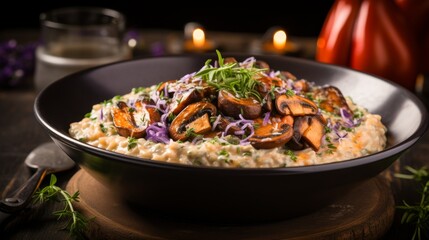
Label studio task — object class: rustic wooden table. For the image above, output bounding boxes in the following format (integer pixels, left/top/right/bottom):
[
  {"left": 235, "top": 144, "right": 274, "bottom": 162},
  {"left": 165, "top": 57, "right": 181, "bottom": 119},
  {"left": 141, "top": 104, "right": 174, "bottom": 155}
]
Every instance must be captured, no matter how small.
[{"left": 0, "top": 29, "right": 427, "bottom": 239}]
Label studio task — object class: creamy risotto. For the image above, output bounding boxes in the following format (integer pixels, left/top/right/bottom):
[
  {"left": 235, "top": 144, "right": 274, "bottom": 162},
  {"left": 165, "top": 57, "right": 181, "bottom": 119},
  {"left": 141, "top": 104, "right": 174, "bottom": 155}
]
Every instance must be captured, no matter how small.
[{"left": 69, "top": 52, "right": 387, "bottom": 168}]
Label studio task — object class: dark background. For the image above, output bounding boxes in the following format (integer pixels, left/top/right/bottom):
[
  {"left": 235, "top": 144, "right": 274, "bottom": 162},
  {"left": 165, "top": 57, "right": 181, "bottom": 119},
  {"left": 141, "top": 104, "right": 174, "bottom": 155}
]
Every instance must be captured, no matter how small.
[{"left": 0, "top": 1, "right": 335, "bottom": 37}]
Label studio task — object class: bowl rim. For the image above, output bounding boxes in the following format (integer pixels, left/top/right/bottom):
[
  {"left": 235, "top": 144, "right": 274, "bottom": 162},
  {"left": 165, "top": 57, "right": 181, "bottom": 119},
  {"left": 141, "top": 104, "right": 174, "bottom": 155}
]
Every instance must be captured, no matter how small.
[{"left": 34, "top": 53, "right": 429, "bottom": 174}]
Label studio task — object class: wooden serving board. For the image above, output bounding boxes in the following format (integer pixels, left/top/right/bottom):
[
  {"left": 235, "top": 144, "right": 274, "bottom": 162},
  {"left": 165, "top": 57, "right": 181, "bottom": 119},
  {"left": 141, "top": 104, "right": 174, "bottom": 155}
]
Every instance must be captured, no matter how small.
[{"left": 66, "top": 170, "right": 395, "bottom": 240}]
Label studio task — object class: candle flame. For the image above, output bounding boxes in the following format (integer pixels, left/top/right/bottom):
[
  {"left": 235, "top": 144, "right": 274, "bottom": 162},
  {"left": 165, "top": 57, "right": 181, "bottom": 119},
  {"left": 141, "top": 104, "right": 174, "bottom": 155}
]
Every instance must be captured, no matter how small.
[
  {"left": 273, "top": 30, "right": 287, "bottom": 50},
  {"left": 192, "top": 28, "right": 205, "bottom": 48}
]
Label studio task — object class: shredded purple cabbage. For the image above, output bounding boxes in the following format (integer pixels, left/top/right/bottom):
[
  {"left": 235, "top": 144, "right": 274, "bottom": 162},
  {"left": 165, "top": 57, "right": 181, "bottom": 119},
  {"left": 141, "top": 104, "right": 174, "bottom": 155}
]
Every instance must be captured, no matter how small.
[
  {"left": 163, "top": 83, "right": 169, "bottom": 97},
  {"left": 220, "top": 114, "right": 255, "bottom": 145},
  {"left": 178, "top": 72, "right": 196, "bottom": 84},
  {"left": 212, "top": 114, "right": 221, "bottom": 131},
  {"left": 335, "top": 132, "right": 348, "bottom": 142},
  {"left": 269, "top": 71, "right": 277, "bottom": 78},
  {"left": 340, "top": 108, "right": 355, "bottom": 127},
  {"left": 239, "top": 57, "right": 256, "bottom": 68},
  {"left": 263, "top": 112, "right": 271, "bottom": 126},
  {"left": 100, "top": 108, "right": 104, "bottom": 121},
  {"left": 145, "top": 123, "right": 170, "bottom": 144}
]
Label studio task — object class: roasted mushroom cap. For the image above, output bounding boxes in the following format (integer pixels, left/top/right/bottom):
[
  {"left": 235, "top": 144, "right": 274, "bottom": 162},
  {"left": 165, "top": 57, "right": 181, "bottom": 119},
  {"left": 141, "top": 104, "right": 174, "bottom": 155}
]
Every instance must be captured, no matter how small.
[
  {"left": 292, "top": 80, "right": 310, "bottom": 92},
  {"left": 288, "top": 116, "right": 311, "bottom": 150},
  {"left": 254, "top": 60, "right": 270, "bottom": 73},
  {"left": 256, "top": 76, "right": 286, "bottom": 94},
  {"left": 275, "top": 94, "right": 318, "bottom": 116},
  {"left": 169, "top": 88, "right": 205, "bottom": 116},
  {"left": 169, "top": 102, "right": 217, "bottom": 141},
  {"left": 301, "top": 115, "right": 326, "bottom": 151},
  {"left": 250, "top": 115, "right": 294, "bottom": 149},
  {"left": 288, "top": 115, "right": 326, "bottom": 151},
  {"left": 224, "top": 57, "right": 238, "bottom": 64},
  {"left": 157, "top": 80, "right": 177, "bottom": 98},
  {"left": 112, "top": 100, "right": 161, "bottom": 138},
  {"left": 217, "top": 90, "right": 262, "bottom": 119},
  {"left": 314, "top": 86, "right": 353, "bottom": 116},
  {"left": 256, "top": 76, "right": 288, "bottom": 112},
  {"left": 279, "top": 71, "right": 297, "bottom": 81}
]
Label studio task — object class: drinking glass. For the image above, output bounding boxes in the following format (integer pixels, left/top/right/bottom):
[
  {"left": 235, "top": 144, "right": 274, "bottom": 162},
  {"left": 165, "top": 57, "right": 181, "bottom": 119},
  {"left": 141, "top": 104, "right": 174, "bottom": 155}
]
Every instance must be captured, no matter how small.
[{"left": 34, "top": 7, "right": 130, "bottom": 92}]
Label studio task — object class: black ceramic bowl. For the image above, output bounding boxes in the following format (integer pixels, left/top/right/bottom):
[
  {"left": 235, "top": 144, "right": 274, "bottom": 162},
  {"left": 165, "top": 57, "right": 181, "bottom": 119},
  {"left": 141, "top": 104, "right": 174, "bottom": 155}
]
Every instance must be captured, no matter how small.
[{"left": 35, "top": 53, "right": 428, "bottom": 222}]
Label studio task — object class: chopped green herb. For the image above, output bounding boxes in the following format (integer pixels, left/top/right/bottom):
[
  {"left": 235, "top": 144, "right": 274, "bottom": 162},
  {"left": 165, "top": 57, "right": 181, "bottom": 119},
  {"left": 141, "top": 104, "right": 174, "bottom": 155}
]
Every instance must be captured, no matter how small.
[
  {"left": 185, "top": 128, "right": 195, "bottom": 138},
  {"left": 224, "top": 135, "right": 240, "bottom": 145},
  {"left": 219, "top": 149, "right": 230, "bottom": 157},
  {"left": 304, "top": 93, "right": 314, "bottom": 101},
  {"left": 327, "top": 143, "right": 337, "bottom": 149},
  {"left": 269, "top": 85, "right": 276, "bottom": 99},
  {"left": 210, "top": 116, "right": 218, "bottom": 124},
  {"left": 353, "top": 109, "right": 364, "bottom": 119},
  {"left": 325, "top": 149, "right": 334, "bottom": 154},
  {"left": 101, "top": 99, "right": 112, "bottom": 106},
  {"left": 340, "top": 126, "right": 353, "bottom": 132},
  {"left": 285, "top": 89, "right": 295, "bottom": 97},
  {"left": 168, "top": 113, "right": 176, "bottom": 122},
  {"left": 127, "top": 137, "right": 138, "bottom": 150},
  {"left": 324, "top": 126, "right": 332, "bottom": 134},
  {"left": 242, "top": 151, "right": 252, "bottom": 157},
  {"left": 132, "top": 87, "right": 146, "bottom": 94},
  {"left": 99, "top": 124, "right": 107, "bottom": 134},
  {"left": 284, "top": 150, "right": 297, "bottom": 161},
  {"left": 185, "top": 128, "right": 202, "bottom": 139},
  {"left": 84, "top": 112, "right": 92, "bottom": 118},
  {"left": 113, "top": 95, "right": 122, "bottom": 101}
]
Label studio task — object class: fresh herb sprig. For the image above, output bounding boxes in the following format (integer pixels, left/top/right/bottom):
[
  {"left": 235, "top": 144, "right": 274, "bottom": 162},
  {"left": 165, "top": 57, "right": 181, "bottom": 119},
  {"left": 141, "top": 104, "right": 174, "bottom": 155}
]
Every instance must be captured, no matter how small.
[
  {"left": 33, "top": 174, "right": 90, "bottom": 239},
  {"left": 395, "top": 166, "right": 429, "bottom": 240},
  {"left": 195, "top": 50, "right": 265, "bottom": 101}
]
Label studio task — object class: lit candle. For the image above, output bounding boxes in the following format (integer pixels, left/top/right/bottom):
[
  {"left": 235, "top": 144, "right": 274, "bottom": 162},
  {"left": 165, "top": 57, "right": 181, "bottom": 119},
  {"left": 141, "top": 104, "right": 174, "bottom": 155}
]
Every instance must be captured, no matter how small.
[
  {"left": 192, "top": 28, "right": 205, "bottom": 49},
  {"left": 259, "top": 27, "right": 300, "bottom": 56},
  {"left": 184, "top": 24, "right": 215, "bottom": 53},
  {"left": 273, "top": 30, "right": 287, "bottom": 51}
]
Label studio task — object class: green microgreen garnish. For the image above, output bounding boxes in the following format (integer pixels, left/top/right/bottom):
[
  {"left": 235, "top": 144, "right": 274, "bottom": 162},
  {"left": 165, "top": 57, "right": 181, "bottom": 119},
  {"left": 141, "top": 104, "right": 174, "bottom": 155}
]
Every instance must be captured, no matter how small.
[
  {"left": 194, "top": 50, "right": 265, "bottom": 101},
  {"left": 33, "top": 174, "right": 90, "bottom": 239}
]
